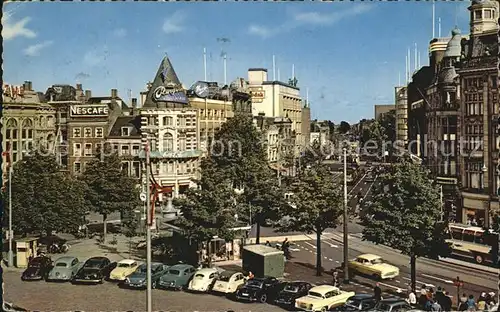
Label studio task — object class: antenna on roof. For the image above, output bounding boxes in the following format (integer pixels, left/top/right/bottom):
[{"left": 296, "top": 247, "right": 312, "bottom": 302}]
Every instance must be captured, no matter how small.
[
  {"left": 414, "top": 43, "right": 418, "bottom": 71},
  {"left": 405, "top": 53, "right": 408, "bottom": 85},
  {"left": 272, "top": 55, "right": 276, "bottom": 81},
  {"left": 418, "top": 50, "right": 421, "bottom": 69},
  {"left": 432, "top": 0, "right": 436, "bottom": 38},
  {"left": 399, "top": 72, "right": 401, "bottom": 86},
  {"left": 438, "top": 17, "right": 442, "bottom": 37},
  {"left": 203, "top": 47, "right": 207, "bottom": 81},
  {"left": 278, "top": 68, "right": 281, "bottom": 82},
  {"left": 292, "top": 64, "right": 295, "bottom": 79}
]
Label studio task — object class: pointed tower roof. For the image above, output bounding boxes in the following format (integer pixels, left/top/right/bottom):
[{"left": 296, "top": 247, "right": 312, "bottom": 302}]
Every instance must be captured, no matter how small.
[
  {"left": 443, "top": 27, "right": 462, "bottom": 58},
  {"left": 143, "top": 56, "right": 188, "bottom": 108}
]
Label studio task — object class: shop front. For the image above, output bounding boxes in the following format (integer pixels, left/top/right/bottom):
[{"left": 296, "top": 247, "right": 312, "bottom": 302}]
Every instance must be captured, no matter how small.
[
  {"left": 201, "top": 224, "right": 251, "bottom": 263},
  {"left": 462, "top": 192, "right": 490, "bottom": 227}
]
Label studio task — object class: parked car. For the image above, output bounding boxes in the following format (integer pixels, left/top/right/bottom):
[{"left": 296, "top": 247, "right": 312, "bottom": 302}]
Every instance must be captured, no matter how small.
[
  {"left": 373, "top": 298, "right": 412, "bottom": 312},
  {"left": 158, "top": 264, "right": 196, "bottom": 290},
  {"left": 273, "top": 281, "right": 313, "bottom": 308},
  {"left": 72, "top": 257, "right": 117, "bottom": 284},
  {"left": 329, "top": 294, "right": 377, "bottom": 311},
  {"left": 122, "top": 262, "right": 169, "bottom": 289},
  {"left": 295, "top": 285, "right": 355, "bottom": 312},
  {"left": 235, "top": 276, "right": 284, "bottom": 303},
  {"left": 187, "top": 268, "right": 220, "bottom": 292},
  {"left": 21, "top": 256, "right": 53, "bottom": 281},
  {"left": 212, "top": 271, "right": 246, "bottom": 295},
  {"left": 3, "top": 302, "right": 28, "bottom": 312},
  {"left": 347, "top": 254, "right": 399, "bottom": 280},
  {"left": 109, "top": 259, "right": 140, "bottom": 282},
  {"left": 47, "top": 256, "right": 81, "bottom": 282}
]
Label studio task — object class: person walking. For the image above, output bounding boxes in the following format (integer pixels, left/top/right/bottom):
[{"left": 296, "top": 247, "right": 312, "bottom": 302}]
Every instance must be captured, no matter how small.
[
  {"left": 430, "top": 299, "right": 442, "bottom": 312},
  {"left": 466, "top": 294, "right": 476, "bottom": 311},
  {"left": 406, "top": 286, "right": 417, "bottom": 307},
  {"left": 476, "top": 293, "right": 487, "bottom": 311},
  {"left": 419, "top": 287, "right": 430, "bottom": 310},
  {"left": 374, "top": 282, "right": 382, "bottom": 302},
  {"left": 442, "top": 291, "right": 452, "bottom": 312},
  {"left": 332, "top": 269, "right": 340, "bottom": 287}
]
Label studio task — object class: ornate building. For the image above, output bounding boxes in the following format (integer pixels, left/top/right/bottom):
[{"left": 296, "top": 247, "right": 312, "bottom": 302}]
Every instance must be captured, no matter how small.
[{"left": 457, "top": 0, "right": 499, "bottom": 227}]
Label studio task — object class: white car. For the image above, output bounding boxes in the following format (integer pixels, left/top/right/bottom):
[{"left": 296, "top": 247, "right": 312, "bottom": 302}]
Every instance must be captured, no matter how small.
[
  {"left": 212, "top": 271, "right": 246, "bottom": 294},
  {"left": 187, "top": 268, "right": 220, "bottom": 292}
]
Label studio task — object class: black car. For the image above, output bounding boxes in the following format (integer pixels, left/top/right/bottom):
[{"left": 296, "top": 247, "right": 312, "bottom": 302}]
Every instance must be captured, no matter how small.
[
  {"left": 329, "top": 294, "right": 377, "bottom": 311},
  {"left": 235, "top": 277, "right": 284, "bottom": 303},
  {"left": 273, "top": 281, "right": 313, "bottom": 308},
  {"left": 21, "top": 256, "right": 53, "bottom": 281},
  {"left": 373, "top": 298, "right": 413, "bottom": 312},
  {"left": 72, "top": 256, "right": 117, "bottom": 284}
]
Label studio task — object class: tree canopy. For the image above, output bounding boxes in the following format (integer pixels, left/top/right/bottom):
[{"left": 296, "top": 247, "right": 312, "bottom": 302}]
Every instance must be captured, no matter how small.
[
  {"left": 362, "top": 160, "right": 450, "bottom": 290},
  {"left": 4, "top": 153, "right": 87, "bottom": 236},
  {"left": 80, "top": 151, "right": 140, "bottom": 241},
  {"left": 338, "top": 121, "right": 351, "bottom": 134}
]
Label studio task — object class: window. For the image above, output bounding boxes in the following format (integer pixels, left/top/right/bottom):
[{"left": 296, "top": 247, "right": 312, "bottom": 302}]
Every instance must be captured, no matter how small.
[
  {"left": 178, "top": 135, "right": 186, "bottom": 151},
  {"left": 74, "top": 143, "right": 82, "bottom": 156},
  {"left": 74, "top": 162, "right": 81, "bottom": 174},
  {"left": 484, "top": 10, "right": 492, "bottom": 18},
  {"left": 84, "top": 143, "right": 92, "bottom": 156},
  {"left": 163, "top": 133, "right": 174, "bottom": 152},
  {"left": 163, "top": 116, "right": 173, "bottom": 126},
  {"left": 132, "top": 161, "right": 140, "bottom": 178},
  {"left": 84, "top": 127, "right": 92, "bottom": 138},
  {"left": 95, "top": 127, "right": 104, "bottom": 138},
  {"left": 95, "top": 143, "right": 103, "bottom": 153},
  {"left": 73, "top": 128, "right": 81, "bottom": 138},
  {"left": 121, "top": 162, "right": 130, "bottom": 174},
  {"left": 132, "top": 145, "right": 140, "bottom": 156},
  {"left": 121, "top": 145, "right": 130, "bottom": 156},
  {"left": 121, "top": 127, "right": 130, "bottom": 136}
]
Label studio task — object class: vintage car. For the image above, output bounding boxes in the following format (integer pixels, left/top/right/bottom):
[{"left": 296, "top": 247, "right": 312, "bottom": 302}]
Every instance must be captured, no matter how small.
[
  {"left": 329, "top": 294, "right": 378, "bottom": 311},
  {"left": 187, "top": 268, "right": 220, "bottom": 292},
  {"left": 109, "top": 259, "right": 140, "bottom": 281},
  {"left": 235, "top": 276, "right": 284, "bottom": 303},
  {"left": 373, "top": 298, "right": 412, "bottom": 312},
  {"left": 72, "top": 257, "right": 117, "bottom": 284},
  {"left": 122, "top": 262, "right": 169, "bottom": 289},
  {"left": 158, "top": 264, "right": 196, "bottom": 290},
  {"left": 21, "top": 256, "right": 53, "bottom": 281},
  {"left": 295, "top": 285, "right": 355, "bottom": 312},
  {"left": 274, "top": 281, "right": 313, "bottom": 308},
  {"left": 212, "top": 271, "right": 246, "bottom": 295},
  {"left": 47, "top": 256, "right": 81, "bottom": 282},
  {"left": 347, "top": 254, "right": 399, "bottom": 280}
]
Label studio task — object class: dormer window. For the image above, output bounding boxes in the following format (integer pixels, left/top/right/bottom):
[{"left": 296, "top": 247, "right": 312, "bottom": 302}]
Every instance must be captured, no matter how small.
[
  {"left": 121, "top": 127, "right": 130, "bottom": 136},
  {"left": 484, "top": 10, "right": 492, "bottom": 18},
  {"left": 475, "top": 10, "right": 482, "bottom": 19}
]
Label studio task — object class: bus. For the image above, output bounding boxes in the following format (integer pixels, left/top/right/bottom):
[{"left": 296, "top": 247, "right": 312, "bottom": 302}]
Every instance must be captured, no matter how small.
[{"left": 445, "top": 223, "right": 497, "bottom": 265}]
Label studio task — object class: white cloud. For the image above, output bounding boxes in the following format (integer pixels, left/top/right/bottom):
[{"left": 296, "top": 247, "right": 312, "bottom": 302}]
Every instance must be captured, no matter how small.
[
  {"left": 248, "top": 4, "right": 372, "bottom": 38},
  {"left": 2, "top": 15, "right": 36, "bottom": 40},
  {"left": 23, "top": 40, "right": 53, "bottom": 56},
  {"left": 112, "top": 28, "right": 127, "bottom": 38},
  {"left": 162, "top": 11, "right": 186, "bottom": 34},
  {"left": 83, "top": 47, "right": 110, "bottom": 67}
]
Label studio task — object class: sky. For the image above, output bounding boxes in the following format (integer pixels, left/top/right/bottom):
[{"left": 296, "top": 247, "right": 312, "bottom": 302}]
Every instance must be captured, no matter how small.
[{"left": 3, "top": 1, "right": 471, "bottom": 124}]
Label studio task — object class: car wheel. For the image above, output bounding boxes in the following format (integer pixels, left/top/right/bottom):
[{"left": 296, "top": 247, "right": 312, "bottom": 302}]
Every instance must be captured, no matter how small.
[
  {"left": 474, "top": 254, "right": 484, "bottom": 264},
  {"left": 321, "top": 307, "right": 327, "bottom": 312},
  {"left": 260, "top": 294, "right": 267, "bottom": 303},
  {"left": 99, "top": 278, "right": 104, "bottom": 284}
]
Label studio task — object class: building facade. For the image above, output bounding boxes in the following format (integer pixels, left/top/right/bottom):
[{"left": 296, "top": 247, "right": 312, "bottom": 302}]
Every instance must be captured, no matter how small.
[
  {"left": 374, "top": 104, "right": 395, "bottom": 121},
  {"left": 457, "top": 0, "right": 499, "bottom": 227},
  {"left": 395, "top": 87, "right": 408, "bottom": 147}
]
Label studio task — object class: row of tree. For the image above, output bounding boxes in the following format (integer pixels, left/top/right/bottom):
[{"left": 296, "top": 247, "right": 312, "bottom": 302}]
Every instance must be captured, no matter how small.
[{"left": 3, "top": 150, "right": 140, "bottom": 242}]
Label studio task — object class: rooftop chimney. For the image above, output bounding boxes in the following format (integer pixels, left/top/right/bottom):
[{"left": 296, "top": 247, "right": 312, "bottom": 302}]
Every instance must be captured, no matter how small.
[
  {"left": 85, "top": 90, "right": 92, "bottom": 101},
  {"left": 131, "top": 98, "right": 138, "bottom": 115},
  {"left": 111, "top": 88, "right": 118, "bottom": 98},
  {"left": 76, "top": 84, "right": 83, "bottom": 90},
  {"left": 23, "top": 81, "right": 32, "bottom": 91}
]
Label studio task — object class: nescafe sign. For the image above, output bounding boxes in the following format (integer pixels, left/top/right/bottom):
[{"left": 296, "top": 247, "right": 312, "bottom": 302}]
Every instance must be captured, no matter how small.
[{"left": 70, "top": 105, "right": 109, "bottom": 117}]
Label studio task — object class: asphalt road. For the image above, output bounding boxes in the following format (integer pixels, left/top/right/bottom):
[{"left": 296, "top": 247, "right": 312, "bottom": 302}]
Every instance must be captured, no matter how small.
[
  {"left": 3, "top": 271, "right": 286, "bottom": 312},
  {"left": 287, "top": 232, "right": 497, "bottom": 303}
]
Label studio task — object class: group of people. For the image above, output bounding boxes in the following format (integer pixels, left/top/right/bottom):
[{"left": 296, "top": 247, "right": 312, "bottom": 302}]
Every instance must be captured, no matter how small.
[{"left": 405, "top": 284, "right": 497, "bottom": 311}]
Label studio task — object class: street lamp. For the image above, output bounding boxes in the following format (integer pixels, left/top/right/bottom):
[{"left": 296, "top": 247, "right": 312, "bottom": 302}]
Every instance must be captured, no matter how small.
[
  {"left": 480, "top": 164, "right": 487, "bottom": 190},
  {"left": 342, "top": 148, "right": 349, "bottom": 284}
]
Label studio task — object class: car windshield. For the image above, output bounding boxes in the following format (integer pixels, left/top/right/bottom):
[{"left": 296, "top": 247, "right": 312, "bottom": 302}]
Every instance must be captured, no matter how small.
[
  {"left": 218, "top": 273, "right": 233, "bottom": 282},
  {"left": 84, "top": 260, "right": 102, "bottom": 268},
  {"left": 168, "top": 269, "right": 181, "bottom": 275},
  {"left": 118, "top": 263, "right": 131, "bottom": 268},
  {"left": 346, "top": 299, "right": 362, "bottom": 308},
  {"left": 375, "top": 302, "right": 392, "bottom": 311},
  {"left": 284, "top": 284, "right": 299, "bottom": 293},
  {"left": 29, "top": 259, "right": 42, "bottom": 267},
  {"left": 308, "top": 291, "right": 324, "bottom": 299},
  {"left": 195, "top": 273, "right": 205, "bottom": 279},
  {"left": 137, "top": 265, "right": 147, "bottom": 273},
  {"left": 371, "top": 258, "right": 383, "bottom": 264},
  {"left": 55, "top": 262, "right": 67, "bottom": 267},
  {"left": 246, "top": 280, "right": 263, "bottom": 288}
]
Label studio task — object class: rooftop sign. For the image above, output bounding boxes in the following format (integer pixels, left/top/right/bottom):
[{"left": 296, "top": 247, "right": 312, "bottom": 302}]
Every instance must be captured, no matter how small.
[{"left": 70, "top": 104, "right": 109, "bottom": 117}]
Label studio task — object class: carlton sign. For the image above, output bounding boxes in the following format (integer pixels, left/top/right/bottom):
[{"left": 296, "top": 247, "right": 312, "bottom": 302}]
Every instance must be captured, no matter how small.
[{"left": 70, "top": 105, "right": 109, "bottom": 117}]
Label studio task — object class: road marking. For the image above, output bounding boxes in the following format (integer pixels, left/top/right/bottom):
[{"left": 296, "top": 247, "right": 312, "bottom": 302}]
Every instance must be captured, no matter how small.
[
  {"left": 379, "top": 282, "right": 403, "bottom": 293},
  {"left": 402, "top": 277, "right": 434, "bottom": 288},
  {"left": 329, "top": 258, "right": 333, "bottom": 261},
  {"left": 335, "top": 260, "right": 340, "bottom": 263},
  {"left": 309, "top": 250, "right": 313, "bottom": 253},
  {"left": 348, "top": 172, "right": 368, "bottom": 195},
  {"left": 324, "top": 256, "right": 328, "bottom": 259},
  {"left": 304, "top": 242, "right": 317, "bottom": 249},
  {"left": 395, "top": 280, "right": 401, "bottom": 283},
  {"left": 421, "top": 274, "right": 454, "bottom": 284}
]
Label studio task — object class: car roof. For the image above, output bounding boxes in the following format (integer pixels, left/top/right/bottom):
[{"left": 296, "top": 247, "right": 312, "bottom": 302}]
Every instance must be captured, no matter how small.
[
  {"left": 194, "top": 268, "right": 218, "bottom": 274},
  {"left": 55, "top": 256, "right": 77, "bottom": 263},
  {"left": 349, "top": 294, "right": 375, "bottom": 299},
  {"left": 220, "top": 270, "right": 239, "bottom": 277},
  {"left": 357, "top": 254, "right": 382, "bottom": 261},
  {"left": 118, "top": 259, "right": 137, "bottom": 265},
  {"left": 310, "top": 285, "right": 339, "bottom": 293},
  {"left": 168, "top": 264, "right": 193, "bottom": 270},
  {"left": 380, "top": 298, "right": 407, "bottom": 304},
  {"left": 287, "top": 281, "right": 311, "bottom": 286},
  {"left": 86, "top": 257, "right": 108, "bottom": 262}
]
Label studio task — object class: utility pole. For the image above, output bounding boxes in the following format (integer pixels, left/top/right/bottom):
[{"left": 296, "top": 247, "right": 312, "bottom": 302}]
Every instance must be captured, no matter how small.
[
  {"left": 8, "top": 148, "right": 13, "bottom": 267},
  {"left": 145, "top": 140, "right": 152, "bottom": 312},
  {"left": 343, "top": 148, "right": 349, "bottom": 283},
  {"left": 440, "top": 184, "right": 443, "bottom": 222}
]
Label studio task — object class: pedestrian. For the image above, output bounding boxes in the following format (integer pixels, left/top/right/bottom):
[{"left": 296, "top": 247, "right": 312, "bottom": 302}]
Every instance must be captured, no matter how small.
[
  {"left": 477, "top": 293, "right": 487, "bottom": 311},
  {"left": 265, "top": 241, "right": 271, "bottom": 247},
  {"left": 419, "top": 287, "right": 430, "bottom": 309},
  {"left": 486, "top": 292, "right": 496, "bottom": 310},
  {"left": 459, "top": 295, "right": 469, "bottom": 311},
  {"left": 332, "top": 270, "right": 339, "bottom": 287},
  {"left": 248, "top": 271, "right": 254, "bottom": 279},
  {"left": 442, "top": 291, "right": 452, "bottom": 312},
  {"left": 374, "top": 282, "right": 382, "bottom": 301},
  {"left": 430, "top": 299, "right": 442, "bottom": 312},
  {"left": 435, "top": 286, "right": 444, "bottom": 304},
  {"left": 406, "top": 286, "right": 417, "bottom": 307},
  {"left": 428, "top": 287, "right": 435, "bottom": 301},
  {"left": 466, "top": 295, "right": 476, "bottom": 311}
]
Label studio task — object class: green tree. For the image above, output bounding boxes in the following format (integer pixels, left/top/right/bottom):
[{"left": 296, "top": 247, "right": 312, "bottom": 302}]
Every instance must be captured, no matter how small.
[
  {"left": 338, "top": 121, "right": 351, "bottom": 134},
  {"left": 80, "top": 151, "right": 140, "bottom": 242},
  {"left": 275, "top": 165, "right": 343, "bottom": 276},
  {"left": 3, "top": 152, "right": 87, "bottom": 236},
  {"left": 362, "top": 160, "right": 451, "bottom": 291},
  {"left": 211, "top": 113, "right": 282, "bottom": 244},
  {"left": 173, "top": 158, "right": 243, "bottom": 265}
]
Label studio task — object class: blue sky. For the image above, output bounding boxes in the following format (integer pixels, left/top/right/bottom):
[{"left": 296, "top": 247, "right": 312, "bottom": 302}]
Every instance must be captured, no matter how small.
[{"left": 3, "top": 1, "right": 470, "bottom": 123}]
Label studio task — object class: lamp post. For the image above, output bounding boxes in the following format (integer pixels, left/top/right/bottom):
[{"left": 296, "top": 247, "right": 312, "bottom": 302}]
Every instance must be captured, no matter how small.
[
  {"left": 343, "top": 147, "right": 349, "bottom": 283},
  {"left": 8, "top": 148, "right": 13, "bottom": 267},
  {"left": 145, "top": 140, "right": 152, "bottom": 312}
]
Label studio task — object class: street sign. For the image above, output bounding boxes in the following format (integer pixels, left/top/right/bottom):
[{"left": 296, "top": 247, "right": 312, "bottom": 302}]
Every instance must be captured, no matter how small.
[{"left": 140, "top": 192, "right": 147, "bottom": 202}]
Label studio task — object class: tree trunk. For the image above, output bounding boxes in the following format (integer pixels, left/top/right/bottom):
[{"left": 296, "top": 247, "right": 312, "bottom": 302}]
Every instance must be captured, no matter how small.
[
  {"left": 207, "top": 240, "right": 212, "bottom": 267},
  {"left": 316, "top": 230, "right": 322, "bottom": 276},
  {"left": 410, "top": 254, "right": 416, "bottom": 293},
  {"left": 102, "top": 213, "right": 108, "bottom": 243},
  {"left": 255, "top": 213, "right": 261, "bottom": 245}
]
